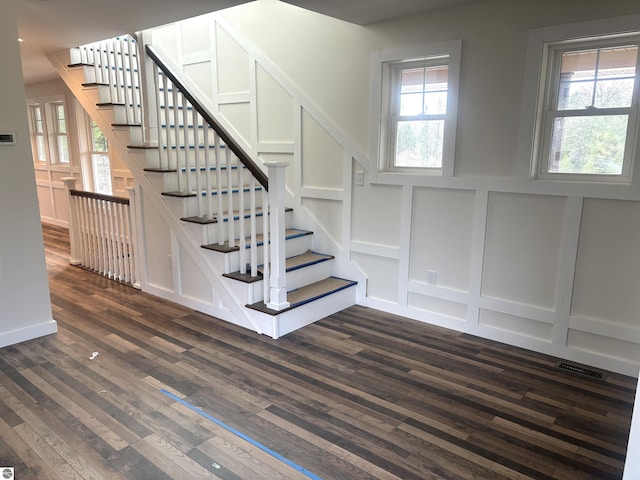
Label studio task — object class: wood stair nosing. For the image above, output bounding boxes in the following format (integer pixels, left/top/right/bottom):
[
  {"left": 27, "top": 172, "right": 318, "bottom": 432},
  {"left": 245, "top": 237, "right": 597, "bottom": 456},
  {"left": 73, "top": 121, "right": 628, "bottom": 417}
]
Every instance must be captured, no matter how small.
[
  {"left": 246, "top": 277, "right": 357, "bottom": 315},
  {"left": 181, "top": 207, "right": 291, "bottom": 225},
  {"left": 161, "top": 186, "right": 263, "bottom": 198},
  {"left": 223, "top": 250, "right": 334, "bottom": 284},
  {"left": 201, "top": 228, "right": 313, "bottom": 253},
  {"left": 128, "top": 144, "right": 159, "bottom": 150}
]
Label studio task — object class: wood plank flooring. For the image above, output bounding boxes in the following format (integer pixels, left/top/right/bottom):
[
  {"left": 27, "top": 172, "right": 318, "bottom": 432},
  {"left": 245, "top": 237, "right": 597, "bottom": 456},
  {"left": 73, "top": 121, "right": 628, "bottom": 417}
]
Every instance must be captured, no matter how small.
[{"left": 0, "top": 223, "right": 635, "bottom": 479}]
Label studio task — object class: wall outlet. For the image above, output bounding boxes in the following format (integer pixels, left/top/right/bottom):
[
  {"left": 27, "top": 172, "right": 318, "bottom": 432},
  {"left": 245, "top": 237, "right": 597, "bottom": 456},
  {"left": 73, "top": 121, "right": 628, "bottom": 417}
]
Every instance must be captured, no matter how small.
[
  {"left": 355, "top": 170, "right": 364, "bottom": 186},
  {"left": 427, "top": 269, "right": 437, "bottom": 285}
]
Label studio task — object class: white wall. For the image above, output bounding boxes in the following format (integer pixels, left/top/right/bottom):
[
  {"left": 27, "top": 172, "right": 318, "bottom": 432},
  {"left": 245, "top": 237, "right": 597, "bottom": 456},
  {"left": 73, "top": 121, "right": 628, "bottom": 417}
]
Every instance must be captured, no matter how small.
[
  {"left": 0, "top": 0, "right": 56, "bottom": 347},
  {"left": 151, "top": 0, "right": 640, "bottom": 376},
  {"left": 222, "top": 0, "right": 640, "bottom": 376}
]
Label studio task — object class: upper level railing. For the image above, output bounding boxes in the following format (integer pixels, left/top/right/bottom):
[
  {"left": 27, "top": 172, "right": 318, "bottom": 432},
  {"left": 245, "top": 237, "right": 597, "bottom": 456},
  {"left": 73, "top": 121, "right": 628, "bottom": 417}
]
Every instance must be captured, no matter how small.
[{"left": 71, "top": 36, "right": 142, "bottom": 127}]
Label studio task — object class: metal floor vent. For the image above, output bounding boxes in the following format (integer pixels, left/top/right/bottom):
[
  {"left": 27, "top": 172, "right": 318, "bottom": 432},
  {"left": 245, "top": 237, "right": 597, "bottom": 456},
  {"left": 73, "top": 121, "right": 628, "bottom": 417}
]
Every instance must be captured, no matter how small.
[{"left": 557, "top": 362, "right": 605, "bottom": 380}]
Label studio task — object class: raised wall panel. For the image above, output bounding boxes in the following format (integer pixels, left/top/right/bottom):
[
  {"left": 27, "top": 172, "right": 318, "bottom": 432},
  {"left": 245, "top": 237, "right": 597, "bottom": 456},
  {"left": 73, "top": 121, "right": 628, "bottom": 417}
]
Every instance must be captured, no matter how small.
[
  {"left": 479, "top": 309, "right": 553, "bottom": 341},
  {"left": 36, "top": 185, "right": 54, "bottom": 220},
  {"left": 408, "top": 292, "right": 467, "bottom": 321},
  {"left": 352, "top": 252, "right": 399, "bottom": 302},
  {"left": 567, "top": 329, "right": 640, "bottom": 364},
  {"left": 52, "top": 187, "right": 69, "bottom": 224},
  {"left": 142, "top": 189, "right": 174, "bottom": 292},
  {"left": 177, "top": 241, "right": 214, "bottom": 304},
  {"left": 256, "top": 65, "right": 294, "bottom": 143},
  {"left": 482, "top": 193, "right": 565, "bottom": 309},
  {"left": 410, "top": 187, "right": 474, "bottom": 291},
  {"left": 151, "top": 25, "right": 179, "bottom": 61},
  {"left": 51, "top": 171, "right": 69, "bottom": 182},
  {"left": 185, "top": 62, "right": 213, "bottom": 102},
  {"left": 301, "top": 197, "right": 342, "bottom": 245},
  {"left": 351, "top": 182, "right": 402, "bottom": 248},
  {"left": 34, "top": 169, "right": 49, "bottom": 181},
  {"left": 180, "top": 16, "right": 211, "bottom": 54},
  {"left": 215, "top": 26, "right": 250, "bottom": 94},
  {"left": 219, "top": 103, "right": 251, "bottom": 146},
  {"left": 571, "top": 198, "right": 640, "bottom": 327},
  {"left": 301, "top": 110, "right": 342, "bottom": 189}
]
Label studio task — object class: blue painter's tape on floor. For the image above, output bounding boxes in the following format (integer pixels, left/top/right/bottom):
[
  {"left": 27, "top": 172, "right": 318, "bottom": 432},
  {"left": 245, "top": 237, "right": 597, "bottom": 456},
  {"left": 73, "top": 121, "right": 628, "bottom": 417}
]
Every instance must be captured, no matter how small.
[{"left": 160, "top": 389, "right": 323, "bottom": 480}]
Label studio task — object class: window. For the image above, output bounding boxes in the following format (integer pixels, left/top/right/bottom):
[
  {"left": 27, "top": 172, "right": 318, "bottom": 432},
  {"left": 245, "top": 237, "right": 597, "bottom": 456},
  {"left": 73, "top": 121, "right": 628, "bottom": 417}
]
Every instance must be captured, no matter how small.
[
  {"left": 371, "top": 40, "right": 461, "bottom": 179},
  {"left": 52, "top": 102, "right": 70, "bottom": 163},
  {"left": 28, "top": 99, "right": 72, "bottom": 165},
  {"left": 392, "top": 62, "right": 449, "bottom": 168},
  {"left": 520, "top": 15, "right": 640, "bottom": 183},
  {"left": 30, "top": 104, "right": 46, "bottom": 162},
  {"left": 90, "top": 120, "right": 112, "bottom": 195}
]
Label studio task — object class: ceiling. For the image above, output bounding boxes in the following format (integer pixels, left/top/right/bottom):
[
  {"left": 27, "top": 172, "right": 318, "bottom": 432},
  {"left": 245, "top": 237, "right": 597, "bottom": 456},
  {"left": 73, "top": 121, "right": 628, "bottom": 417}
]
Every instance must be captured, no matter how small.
[{"left": 17, "top": 0, "right": 483, "bottom": 85}]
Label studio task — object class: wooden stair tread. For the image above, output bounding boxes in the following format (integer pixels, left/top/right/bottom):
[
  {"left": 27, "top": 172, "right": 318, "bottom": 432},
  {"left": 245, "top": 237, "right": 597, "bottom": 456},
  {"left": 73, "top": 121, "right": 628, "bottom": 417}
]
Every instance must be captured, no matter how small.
[
  {"left": 162, "top": 186, "right": 263, "bottom": 198},
  {"left": 201, "top": 228, "right": 312, "bottom": 253},
  {"left": 128, "top": 144, "right": 159, "bottom": 150},
  {"left": 181, "top": 207, "right": 291, "bottom": 225},
  {"left": 223, "top": 251, "right": 333, "bottom": 283},
  {"left": 246, "top": 277, "right": 357, "bottom": 315}
]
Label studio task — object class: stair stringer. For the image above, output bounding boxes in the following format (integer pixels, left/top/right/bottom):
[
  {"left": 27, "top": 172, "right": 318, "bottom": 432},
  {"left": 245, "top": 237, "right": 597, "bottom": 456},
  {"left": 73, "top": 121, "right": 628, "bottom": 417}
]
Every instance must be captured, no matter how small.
[{"left": 48, "top": 48, "right": 274, "bottom": 337}]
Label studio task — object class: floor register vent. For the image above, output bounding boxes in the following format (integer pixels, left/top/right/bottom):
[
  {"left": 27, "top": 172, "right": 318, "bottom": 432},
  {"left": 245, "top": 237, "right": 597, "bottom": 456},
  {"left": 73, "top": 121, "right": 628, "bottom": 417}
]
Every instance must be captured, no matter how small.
[{"left": 557, "top": 362, "right": 605, "bottom": 380}]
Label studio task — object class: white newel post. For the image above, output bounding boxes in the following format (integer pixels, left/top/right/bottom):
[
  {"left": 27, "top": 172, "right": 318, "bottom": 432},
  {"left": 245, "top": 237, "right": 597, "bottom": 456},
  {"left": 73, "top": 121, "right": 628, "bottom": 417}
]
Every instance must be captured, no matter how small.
[
  {"left": 126, "top": 186, "right": 142, "bottom": 289},
  {"left": 135, "top": 30, "right": 158, "bottom": 145},
  {"left": 265, "top": 162, "right": 290, "bottom": 310},
  {"left": 62, "top": 177, "right": 82, "bottom": 265}
]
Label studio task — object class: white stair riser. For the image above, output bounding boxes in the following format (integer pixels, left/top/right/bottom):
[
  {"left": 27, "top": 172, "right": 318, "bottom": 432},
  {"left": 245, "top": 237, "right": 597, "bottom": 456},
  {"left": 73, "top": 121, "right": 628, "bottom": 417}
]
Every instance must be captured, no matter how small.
[
  {"left": 112, "top": 125, "right": 143, "bottom": 145},
  {"left": 226, "top": 234, "right": 312, "bottom": 273},
  {"left": 222, "top": 259, "right": 333, "bottom": 305},
  {"left": 182, "top": 209, "right": 293, "bottom": 247},
  {"left": 96, "top": 84, "right": 140, "bottom": 106},
  {"left": 182, "top": 216, "right": 266, "bottom": 246},
  {"left": 247, "top": 284, "right": 357, "bottom": 339},
  {"left": 175, "top": 190, "right": 265, "bottom": 219},
  {"left": 69, "top": 47, "right": 82, "bottom": 65},
  {"left": 158, "top": 167, "right": 249, "bottom": 192},
  {"left": 159, "top": 127, "right": 217, "bottom": 146}
]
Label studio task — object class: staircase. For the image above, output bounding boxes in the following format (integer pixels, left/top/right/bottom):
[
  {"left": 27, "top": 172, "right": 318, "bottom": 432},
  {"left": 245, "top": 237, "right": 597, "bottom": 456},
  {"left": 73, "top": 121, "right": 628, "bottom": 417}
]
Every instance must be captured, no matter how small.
[{"left": 50, "top": 34, "right": 357, "bottom": 338}]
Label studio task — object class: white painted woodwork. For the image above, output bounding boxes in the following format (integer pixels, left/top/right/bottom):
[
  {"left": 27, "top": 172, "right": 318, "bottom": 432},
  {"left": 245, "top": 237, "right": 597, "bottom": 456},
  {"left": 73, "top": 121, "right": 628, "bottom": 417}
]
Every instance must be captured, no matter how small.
[{"left": 49, "top": 0, "right": 640, "bottom": 375}]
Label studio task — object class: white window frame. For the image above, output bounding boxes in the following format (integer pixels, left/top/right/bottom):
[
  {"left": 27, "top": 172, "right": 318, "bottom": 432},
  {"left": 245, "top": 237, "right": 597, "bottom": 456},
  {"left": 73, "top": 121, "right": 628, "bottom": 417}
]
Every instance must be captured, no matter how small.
[
  {"left": 27, "top": 97, "right": 73, "bottom": 166},
  {"left": 369, "top": 40, "right": 462, "bottom": 183},
  {"left": 86, "top": 115, "right": 113, "bottom": 195},
  {"left": 517, "top": 14, "right": 640, "bottom": 186},
  {"left": 51, "top": 101, "right": 70, "bottom": 164},
  {"left": 29, "top": 103, "right": 48, "bottom": 163}
]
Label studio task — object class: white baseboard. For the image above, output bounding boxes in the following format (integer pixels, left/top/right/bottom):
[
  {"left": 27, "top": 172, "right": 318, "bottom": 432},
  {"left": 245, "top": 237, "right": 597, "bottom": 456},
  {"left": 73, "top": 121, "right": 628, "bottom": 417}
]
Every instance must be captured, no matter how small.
[{"left": 0, "top": 319, "right": 58, "bottom": 348}]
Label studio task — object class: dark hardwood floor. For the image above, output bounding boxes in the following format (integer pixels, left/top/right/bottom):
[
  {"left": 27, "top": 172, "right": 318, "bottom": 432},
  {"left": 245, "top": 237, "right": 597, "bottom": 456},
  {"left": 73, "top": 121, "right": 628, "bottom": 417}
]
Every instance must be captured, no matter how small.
[{"left": 0, "top": 223, "right": 635, "bottom": 479}]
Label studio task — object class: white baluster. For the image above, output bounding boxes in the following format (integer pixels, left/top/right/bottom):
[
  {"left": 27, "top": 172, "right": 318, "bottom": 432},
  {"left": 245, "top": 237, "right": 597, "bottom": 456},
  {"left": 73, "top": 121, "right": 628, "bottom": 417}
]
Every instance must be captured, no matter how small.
[
  {"left": 238, "top": 155, "right": 246, "bottom": 274},
  {"left": 250, "top": 175, "right": 257, "bottom": 277},
  {"left": 215, "top": 133, "right": 224, "bottom": 245},
  {"left": 203, "top": 126, "right": 214, "bottom": 220},
  {"left": 226, "top": 148, "right": 235, "bottom": 248},
  {"left": 193, "top": 112, "right": 203, "bottom": 217}
]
